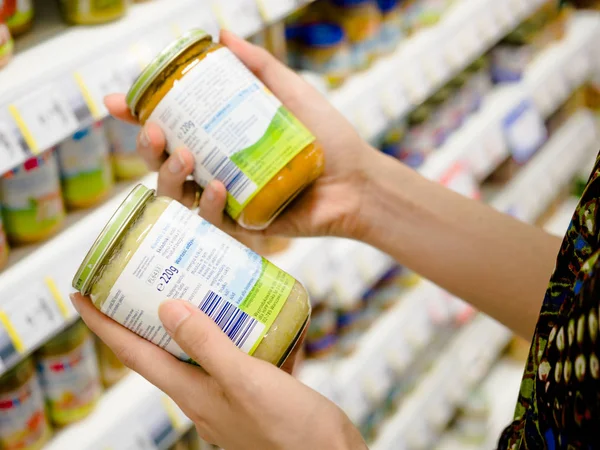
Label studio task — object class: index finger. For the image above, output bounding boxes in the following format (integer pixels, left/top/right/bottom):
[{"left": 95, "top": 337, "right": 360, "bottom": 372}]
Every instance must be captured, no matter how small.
[{"left": 104, "top": 93, "right": 138, "bottom": 124}]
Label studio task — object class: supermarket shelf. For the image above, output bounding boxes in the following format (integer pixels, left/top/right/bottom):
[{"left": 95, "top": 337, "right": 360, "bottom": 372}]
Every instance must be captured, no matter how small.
[
  {"left": 421, "top": 12, "right": 600, "bottom": 185},
  {"left": 490, "top": 110, "right": 599, "bottom": 223},
  {"left": 0, "top": 0, "right": 311, "bottom": 176},
  {"left": 329, "top": 0, "right": 546, "bottom": 142}
]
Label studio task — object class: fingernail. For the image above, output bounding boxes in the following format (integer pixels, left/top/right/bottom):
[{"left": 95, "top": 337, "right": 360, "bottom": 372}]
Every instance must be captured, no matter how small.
[
  {"left": 69, "top": 293, "right": 81, "bottom": 313},
  {"left": 204, "top": 183, "right": 216, "bottom": 203},
  {"left": 139, "top": 128, "right": 151, "bottom": 149},
  {"left": 168, "top": 150, "right": 185, "bottom": 174},
  {"left": 159, "top": 301, "right": 191, "bottom": 334}
]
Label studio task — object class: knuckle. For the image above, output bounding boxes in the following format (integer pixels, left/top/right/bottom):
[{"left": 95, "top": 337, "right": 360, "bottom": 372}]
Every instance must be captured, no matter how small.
[{"left": 113, "top": 344, "right": 138, "bottom": 371}]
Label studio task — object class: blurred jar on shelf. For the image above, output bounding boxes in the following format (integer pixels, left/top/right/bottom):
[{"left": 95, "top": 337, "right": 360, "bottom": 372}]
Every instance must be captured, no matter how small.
[
  {"left": 398, "top": 104, "right": 436, "bottom": 168},
  {"left": 36, "top": 320, "right": 103, "bottom": 427},
  {"left": 376, "top": 0, "right": 404, "bottom": 55},
  {"left": 447, "top": 73, "right": 471, "bottom": 130},
  {"left": 58, "top": 0, "right": 127, "bottom": 25},
  {"left": 305, "top": 300, "right": 338, "bottom": 358},
  {"left": 326, "top": 0, "right": 381, "bottom": 70},
  {"left": 0, "top": 207, "right": 8, "bottom": 270},
  {"left": 0, "top": 358, "right": 52, "bottom": 450},
  {"left": 465, "top": 56, "right": 492, "bottom": 112},
  {"left": 105, "top": 117, "right": 148, "bottom": 181},
  {"left": 6, "top": 0, "right": 33, "bottom": 36},
  {"left": 378, "top": 120, "right": 406, "bottom": 158},
  {"left": 95, "top": 337, "right": 128, "bottom": 388},
  {"left": 0, "top": 20, "right": 13, "bottom": 69},
  {"left": 0, "top": 151, "right": 65, "bottom": 245},
  {"left": 425, "top": 86, "right": 452, "bottom": 147},
  {"left": 296, "top": 22, "right": 352, "bottom": 88},
  {"left": 57, "top": 122, "right": 114, "bottom": 209}
]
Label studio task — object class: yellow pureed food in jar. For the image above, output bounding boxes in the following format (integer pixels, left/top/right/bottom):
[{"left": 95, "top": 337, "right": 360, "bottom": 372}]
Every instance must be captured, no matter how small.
[
  {"left": 36, "top": 320, "right": 102, "bottom": 427},
  {"left": 0, "top": 358, "right": 52, "bottom": 450},
  {"left": 73, "top": 185, "right": 310, "bottom": 367},
  {"left": 126, "top": 29, "right": 324, "bottom": 230},
  {"left": 59, "top": 0, "right": 127, "bottom": 25}
]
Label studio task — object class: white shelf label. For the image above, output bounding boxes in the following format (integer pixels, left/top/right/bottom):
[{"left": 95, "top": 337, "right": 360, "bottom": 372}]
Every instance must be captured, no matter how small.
[
  {"left": 0, "top": 121, "right": 24, "bottom": 174},
  {"left": 356, "top": 94, "right": 388, "bottom": 139},
  {"left": 255, "top": 0, "right": 296, "bottom": 22},
  {"left": 8, "top": 86, "right": 79, "bottom": 154},
  {"left": 380, "top": 78, "right": 409, "bottom": 119},
  {"left": 401, "top": 62, "right": 429, "bottom": 105},
  {"left": 212, "top": 0, "right": 263, "bottom": 37},
  {"left": 502, "top": 101, "right": 547, "bottom": 164}
]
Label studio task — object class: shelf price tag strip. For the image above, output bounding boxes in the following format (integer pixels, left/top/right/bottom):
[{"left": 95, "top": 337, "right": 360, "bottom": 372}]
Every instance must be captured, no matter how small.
[{"left": 44, "top": 277, "right": 71, "bottom": 320}]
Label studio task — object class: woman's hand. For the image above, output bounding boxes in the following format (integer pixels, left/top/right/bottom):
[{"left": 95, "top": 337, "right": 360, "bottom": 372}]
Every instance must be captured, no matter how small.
[
  {"left": 105, "top": 30, "right": 377, "bottom": 241},
  {"left": 71, "top": 294, "right": 366, "bottom": 450}
]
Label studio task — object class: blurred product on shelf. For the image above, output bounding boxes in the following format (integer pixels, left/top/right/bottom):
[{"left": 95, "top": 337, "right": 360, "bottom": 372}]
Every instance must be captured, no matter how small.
[
  {"left": 105, "top": 117, "right": 148, "bottom": 181},
  {"left": 0, "top": 207, "right": 7, "bottom": 270},
  {"left": 451, "top": 388, "right": 491, "bottom": 445},
  {"left": 36, "top": 320, "right": 102, "bottom": 427},
  {"left": 305, "top": 301, "right": 338, "bottom": 357},
  {"left": 325, "top": 0, "right": 381, "bottom": 70},
  {"left": 73, "top": 185, "right": 310, "bottom": 367},
  {"left": 0, "top": 152, "right": 65, "bottom": 245},
  {"left": 377, "top": 0, "right": 404, "bottom": 55},
  {"left": 263, "top": 22, "right": 288, "bottom": 62},
  {"left": 57, "top": 122, "right": 114, "bottom": 209},
  {"left": 58, "top": 0, "right": 128, "bottom": 25},
  {"left": 491, "top": 1, "right": 569, "bottom": 83},
  {"left": 426, "top": 86, "right": 453, "bottom": 146},
  {"left": 95, "top": 337, "right": 128, "bottom": 388},
  {"left": 399, "top": 104, "right": 434, "bottom": 167},
  {"left": 0, "top": 358, "right": 52, "bottom": 450},
  {"left": 465, "top": 56, "right": 492, "bottom": 111},
  {"left": 0, "top": 20, "right": 12, "bottom": 68},
  {"left": 6, "top": 0, "right": 32, "bottom": 36},
  {"left": 378, "top": 120, "right": 406, "bottom": 157},
  {"left": 545, "top": 85, "right": 587, "bottom": 135},
  {"left": 126, "top": 30, "right": 324, "bottom": 231},
  {"left": 296, "top": 22, "right": 352, "bottom": 88}
]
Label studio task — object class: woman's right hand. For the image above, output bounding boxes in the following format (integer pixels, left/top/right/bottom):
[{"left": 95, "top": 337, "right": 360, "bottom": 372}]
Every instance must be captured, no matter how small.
[{"left": 105, "top": 29, "right": 379, "bottom": 242}]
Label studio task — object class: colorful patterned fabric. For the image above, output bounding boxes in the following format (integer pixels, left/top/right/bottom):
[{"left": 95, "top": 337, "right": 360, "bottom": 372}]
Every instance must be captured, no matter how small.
[{"left": 498, "top": 153, "right": 600, "bottom": 449}]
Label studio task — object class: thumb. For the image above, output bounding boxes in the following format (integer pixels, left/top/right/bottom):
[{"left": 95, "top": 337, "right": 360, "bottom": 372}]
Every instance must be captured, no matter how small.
[{"left": 159, "top": 300, "right": 243, "bottom": 383}]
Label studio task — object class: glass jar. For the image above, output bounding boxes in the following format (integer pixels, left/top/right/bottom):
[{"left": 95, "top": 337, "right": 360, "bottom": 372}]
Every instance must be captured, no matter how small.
[
  {"left": 126, "top": 30, "right": 324, "bottom": 231},
  {"left": 59, "top": 0, "right": 127, "bottom": 25},
  {"left": 6, "top": 0, "right": 32, "bottom": 37},
  {"left": 377, "top": 0, "right": 403, "bottom": 55},
  {"left": 297, "top": 23, "right": 352, "bottom": 88},
  {"left": 105, "top": 117, "right": 148, "bottom": 180},
  {"left": 95, "top": 337, "right": 128, "bottom": 388},
  {"left": 0, "top": 358, "right": 52, "bottom": 450},
  {"left": 57, "top": 122, "right": 114, "bottom": 209},
  {"left": 0, "top": 21, "right": 13, "bottom": 69},
  {"left": 73, "top": 184, "right": 311, "bottom": 367},
  {"left": 0, "top": 152, "right": 65, "bottom": 245},
  {"left": 36, "top": 320, "right": 102, "bottom": 427},
  {"left": 0, "top": 207, "right": 8, "bottom": 270},
  {"left": 327, "top": 0, "right": 381, "bottom": 70}
]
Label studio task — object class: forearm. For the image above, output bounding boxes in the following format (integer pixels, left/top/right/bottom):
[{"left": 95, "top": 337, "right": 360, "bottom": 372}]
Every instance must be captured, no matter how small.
[{"left": 357, "top": 151, "right": 562, "bottom": 339}]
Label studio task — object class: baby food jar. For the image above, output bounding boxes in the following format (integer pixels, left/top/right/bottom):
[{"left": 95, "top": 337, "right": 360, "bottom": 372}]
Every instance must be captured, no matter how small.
[
  {"left": 126, "top": 30, "right": 324, "bottom": 231},
  {"left": 0, "top": 21, "right": 13, "bottom": 69},
  {"left": 6, "top": 0, "right": 32, "bottom": 37},
  {"left": 57, "top": 123, "right": 114, "bottom": 209},
  {"left": 297, "top": 23, "right": 352, "bottom": 88},
  {"left": 59, "top": 0, "right": 127, "bottom": 25},
  {"left": 0, "top": 152, "right": 65, "bottom": 245},
  {"left": 0, "top": 358, "right": 52, "bottom": 450},
  {"left": 0, "top": 208, "right": 8, "bottom": 270},
  {"left": 377, "top": 0, "right": 403, "bottom": 55},
  {"left": 95, "top": 337, "right": 128, "bottom": 388},
  {"left": 36, "top": 320, "right": 102, "bottom": 427},
  {"left": 73, "top": 184, "right": 311, "bottom": 367},
  {"left": 327, "top": 0, "right": 381, "bottom": 70},
  {"left": 105, "top": 117, "right": 147, "bottom": 180}
]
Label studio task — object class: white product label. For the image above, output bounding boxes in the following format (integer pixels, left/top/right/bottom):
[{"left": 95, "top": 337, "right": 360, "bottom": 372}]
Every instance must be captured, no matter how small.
[
  {"left": 0, "top": 155, "right": 62, "bottom": 213},
  {"left": 37, "top": 337, "right": 101, "bottom": 408},
  {"left": 0, "top": 374, "right": 49, "bottom": 449},
  {"left": 149, "top": 47, "right": 285, "bottom": 205},
  {"left": 103, "top": 201, "right": 267, "bottom": 360},
  {"left": 57, "top": 125, "right": 110, "bottom": 177}
]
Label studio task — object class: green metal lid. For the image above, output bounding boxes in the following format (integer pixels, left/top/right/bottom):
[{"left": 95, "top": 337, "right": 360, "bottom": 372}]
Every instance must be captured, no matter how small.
[
  {"left": 126, "top": 29, "right": 212, "bottom": 116},
  {"left": 72, "top": 184, "right": 155, "bottom": 295}
]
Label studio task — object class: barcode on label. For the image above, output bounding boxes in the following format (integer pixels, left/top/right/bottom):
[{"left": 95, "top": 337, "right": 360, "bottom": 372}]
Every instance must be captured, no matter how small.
[
  {"left": 202, "top": 151, "right": 256, "bottom": 203},
  {"left": 198, "top": 291, "right": 264, "bottom": 353}
]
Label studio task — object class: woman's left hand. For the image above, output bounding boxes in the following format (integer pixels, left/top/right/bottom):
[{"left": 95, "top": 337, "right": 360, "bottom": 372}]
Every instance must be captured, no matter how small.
[{"left": 71, "top": 294, "right": 366, "bottom": 450}]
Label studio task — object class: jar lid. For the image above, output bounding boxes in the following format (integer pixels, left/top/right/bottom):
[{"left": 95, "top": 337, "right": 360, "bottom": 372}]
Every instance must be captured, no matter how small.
[
  {"left": 377, "top": 0, "right": 399, "bottom": 13},
  {"left": 126, "top": 29, "right": 212, "bottom": 116},
  {"left": 300, "top": 23, "right": 345, "bottom": 47},
  {"left": 72, "top": 184, "right": 155, "bottom": 295}
]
